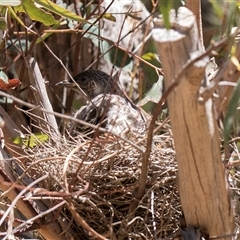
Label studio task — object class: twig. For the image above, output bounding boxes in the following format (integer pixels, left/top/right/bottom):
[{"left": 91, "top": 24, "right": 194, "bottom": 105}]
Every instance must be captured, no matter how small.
[
  {"left": 3, "top": 200, "right": 67, "bottom": 239},
  {"left": 25, "top": 57, "right": 60, "bottom": 137},
  {"left": 63, "top": 142, "right": 89, "bottom": 193},
  {"left": 0, "top": 174, "right": 49, "bottom": 227},
  {"left": 66, "top": 200, "right": 108, "bottom": 240}
]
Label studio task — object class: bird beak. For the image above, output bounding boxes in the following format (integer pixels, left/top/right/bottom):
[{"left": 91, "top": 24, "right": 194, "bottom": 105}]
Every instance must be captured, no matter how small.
[
  {"left": 56, "top": 80, "right": 87, "bottom": 96},
  {"left": 55, "top": 80, "right": 76, "bottom": 88}
]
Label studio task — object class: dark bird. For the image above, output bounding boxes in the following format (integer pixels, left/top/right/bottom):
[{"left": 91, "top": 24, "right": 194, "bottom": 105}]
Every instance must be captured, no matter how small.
[{"left": 56, "top": 69, "right": 146, "bottom": 137}]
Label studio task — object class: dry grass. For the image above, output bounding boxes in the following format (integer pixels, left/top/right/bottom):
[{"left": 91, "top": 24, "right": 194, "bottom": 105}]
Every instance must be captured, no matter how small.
[
  {"left": 17, "top": 122, "right": 181, "bottom": 239},
  {"left": 2, "top": 110, "right": 240, "bottom": 239},
  {"left": 2, "top": 105, "right": 240, "bottom": 239}
]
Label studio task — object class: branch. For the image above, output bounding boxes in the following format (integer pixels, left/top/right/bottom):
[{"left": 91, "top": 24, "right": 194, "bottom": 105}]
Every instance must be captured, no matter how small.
[{"left": 25, "top": 57, "right": 60, "bottom": 137}]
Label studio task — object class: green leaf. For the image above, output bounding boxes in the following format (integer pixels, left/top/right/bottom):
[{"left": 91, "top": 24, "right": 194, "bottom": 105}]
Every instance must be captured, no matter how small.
[
  {"left": 12, "top": 133, "right": 49, "bottom": 148},
  {"left": 141, "top": 52, "right": 158, "bottom": 61},
  {"left": 103, "top": 13, "right": 116, "bottom": 22},
  {"left": 0, "top": 17, "right": 6, "bottom": 29},
  {"left": 35, "top": 0, "right": 85, "bottom": 22},
  {"left": 231, "top": 55, "right": 240, "bottom": 71},
  {"left": 8, "top": 6, "right": 30, "bottom": 30},
  {"left": 0, "top": 0, "right": 21, "bottom": 6},
  {"left": 14, "top": 0, "right": 58, "bottom": 26},
  {"left": 159, "top": 0, "right": 173, "bottom": 29},
  {"left": 208, "top": 0, "right": 224, "bottom": 18},
  {"left": 224, "top": 79, "right": 240, "bottom": 145},
  {"left": 138, "top": 75, "right": 164, "bottom": 106},
  {"left": 0, "top": 71, "right": 8, "bottom": 83}
]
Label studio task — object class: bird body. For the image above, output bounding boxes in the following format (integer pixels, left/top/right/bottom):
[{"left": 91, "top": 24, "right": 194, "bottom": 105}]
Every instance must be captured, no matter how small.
[
  {"left": 57, "top": 69, "right": 147, "bottom": 137},
  {"left": 73, "top": 93, "right": 146, "bottom": 136}
]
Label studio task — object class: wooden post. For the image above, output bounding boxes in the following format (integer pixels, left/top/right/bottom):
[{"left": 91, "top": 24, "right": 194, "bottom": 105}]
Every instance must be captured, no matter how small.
[{"left": 152, "top": 7, "right": 234, "bottom": 238}]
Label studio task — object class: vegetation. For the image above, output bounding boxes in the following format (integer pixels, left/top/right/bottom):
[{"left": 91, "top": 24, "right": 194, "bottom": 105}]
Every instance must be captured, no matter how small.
[{"left": 0, "top": 0, "right": 239, "bottom": 239}]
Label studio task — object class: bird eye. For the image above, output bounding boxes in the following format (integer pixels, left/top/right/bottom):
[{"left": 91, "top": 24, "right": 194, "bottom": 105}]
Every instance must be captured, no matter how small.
[{"left": 81, "top": 76, "right": 87, "bottom": 81}]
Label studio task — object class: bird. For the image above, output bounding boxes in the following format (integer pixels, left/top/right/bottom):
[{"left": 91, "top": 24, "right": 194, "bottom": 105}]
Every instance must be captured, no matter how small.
[
  {"left": 56, "top": 69, "right": 128, "bottom": 102},
  {"left": 56, "top": 69, "right": 146, "bottom": 137}
]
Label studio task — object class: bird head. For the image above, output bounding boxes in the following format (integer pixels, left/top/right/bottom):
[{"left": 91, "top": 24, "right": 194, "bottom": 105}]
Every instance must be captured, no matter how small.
[{"left": 56, "top": 69, "right": 122, "bottom": 100}]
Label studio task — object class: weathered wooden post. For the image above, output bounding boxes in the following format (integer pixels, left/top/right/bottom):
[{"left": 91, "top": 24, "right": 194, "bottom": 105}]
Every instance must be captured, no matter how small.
[{"left": 152, "top": 7, "right": 234, "bottom": 238}]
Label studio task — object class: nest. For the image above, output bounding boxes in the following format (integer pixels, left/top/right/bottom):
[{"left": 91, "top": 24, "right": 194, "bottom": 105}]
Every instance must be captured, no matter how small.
[{"left": 12, "top": 122, "right": 181, "bottom": 239}]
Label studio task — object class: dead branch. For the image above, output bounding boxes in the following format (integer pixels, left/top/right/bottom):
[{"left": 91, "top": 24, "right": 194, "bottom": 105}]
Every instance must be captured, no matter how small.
[{"left": 25, "top": 57, "right": 59, "bottom": 138}]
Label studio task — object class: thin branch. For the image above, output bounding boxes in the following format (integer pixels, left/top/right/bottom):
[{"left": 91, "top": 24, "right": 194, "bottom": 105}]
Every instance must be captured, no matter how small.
[
  {"left": 0, "top": 174, "right": 49, "bottom": 227},
  {"left": 66, "top": 200, "right": 108, "bottom": 240}
]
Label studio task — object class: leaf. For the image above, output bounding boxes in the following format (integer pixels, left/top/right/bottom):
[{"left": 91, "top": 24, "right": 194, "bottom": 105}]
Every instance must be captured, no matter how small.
[
  {"left": 5, "top": 79, "right": 21, "bottom": 89},
  {"left": 208, "top": 0, "right": 224, "bottom": 18},
  {"left": 0, "top": 0, "right": 21, "bottom": 6},
  {"left": 231, "top": 55, "right": 240, "bottom": 71},
  {"left": 103, "top": 13, "right": 116, "bottom": 22},
  {"left": 159, "top": 0, "right": 173, "bottom": 29},
  {"left": 225, "top": 2, "right": 238, "bottom": 37},
  {"left": 8, "top": 6, "right": 34, "bottom": 30},
  {"left": 138, "top": 75, "right": 164, "bottom": 106},
  {"left": 0, "top": 17, "right": 6, "bottom": 30},
  {"left": 35, "top": 0, "right": 85, "bottom": 22},
  {"left": 12, "top": 133, "right": 49, "bottom": 148},
  {"left": 224, "top": 79, "right": 240, "bottom": 146},
  {"left": 0, "top": 77, "right": 21, "bottom": 90},
  {"left": 126, "top": 12, "right": 141, "bottom": 21},
  {"left": 14, "top": 0, "right": 58, "bottom": 26},
  {"left": 230, "top": 45, "right": 240, "bottom": 70},
  {"left": 141, "top": 52, "right": 159, "bottom": 61}
]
